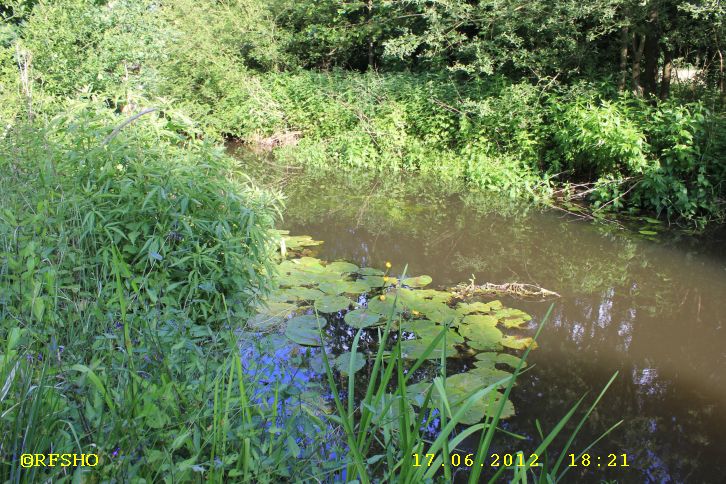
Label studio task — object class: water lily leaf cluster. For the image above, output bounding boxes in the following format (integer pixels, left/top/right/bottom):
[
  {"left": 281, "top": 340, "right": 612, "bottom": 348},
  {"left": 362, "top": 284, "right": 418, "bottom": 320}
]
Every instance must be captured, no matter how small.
[{"left": 245, "top": 232, "right": 540, "bottom": 423}]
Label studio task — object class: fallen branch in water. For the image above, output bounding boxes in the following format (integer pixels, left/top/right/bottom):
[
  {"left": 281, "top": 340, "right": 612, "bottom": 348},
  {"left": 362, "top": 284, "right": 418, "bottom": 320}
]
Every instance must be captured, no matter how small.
[{"left": 451, "top": 281, "right": 561, "bottom": 300}]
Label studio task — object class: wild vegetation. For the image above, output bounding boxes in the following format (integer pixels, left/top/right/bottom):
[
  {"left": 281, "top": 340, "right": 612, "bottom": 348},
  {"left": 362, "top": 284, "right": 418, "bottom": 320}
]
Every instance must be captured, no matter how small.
[{"left": 0, "top": 0, "right": 724, "bottom": 481}]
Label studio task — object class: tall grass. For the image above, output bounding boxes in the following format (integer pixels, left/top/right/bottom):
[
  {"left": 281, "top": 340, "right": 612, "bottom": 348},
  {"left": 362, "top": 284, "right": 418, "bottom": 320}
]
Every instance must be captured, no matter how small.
[{"left": 319, "top": 287, "right": 622, "bottom": 483}]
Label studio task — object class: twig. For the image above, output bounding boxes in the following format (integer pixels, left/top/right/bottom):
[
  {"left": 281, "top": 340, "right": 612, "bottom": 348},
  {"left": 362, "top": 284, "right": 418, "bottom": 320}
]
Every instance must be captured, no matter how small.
[{"left": 102, "top": 108, "right": 158, "bottom": 146}]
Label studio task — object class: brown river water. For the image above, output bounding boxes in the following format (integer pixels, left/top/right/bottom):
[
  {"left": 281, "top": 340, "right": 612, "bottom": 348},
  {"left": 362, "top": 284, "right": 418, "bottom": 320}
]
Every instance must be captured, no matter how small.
[{"left": 232, "top": 145, "right": 726, "bottom": 483}]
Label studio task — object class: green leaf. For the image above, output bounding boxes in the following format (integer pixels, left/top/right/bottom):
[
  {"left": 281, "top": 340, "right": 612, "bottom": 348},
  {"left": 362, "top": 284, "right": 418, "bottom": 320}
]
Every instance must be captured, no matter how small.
[
  {"left": 333, "top": 351, "right": 366, "bottom": 374},
  {"left": 344, "top": 309, "right": 383, "bottom": 328},
  {"left": 401, "top": 275, "right": 432, "bottom": 287},
  {"left": 285, "top": 314, "right": 326, "bottom": 346},
  {"left": 314, "top": 295, "right": 353, "bottom": 313}
]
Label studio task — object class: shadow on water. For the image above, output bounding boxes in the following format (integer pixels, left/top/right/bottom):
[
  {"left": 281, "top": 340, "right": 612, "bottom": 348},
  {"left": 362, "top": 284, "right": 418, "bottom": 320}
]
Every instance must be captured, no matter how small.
[{"left": 230, "top": 143, "right": 726, "bottom": 483}]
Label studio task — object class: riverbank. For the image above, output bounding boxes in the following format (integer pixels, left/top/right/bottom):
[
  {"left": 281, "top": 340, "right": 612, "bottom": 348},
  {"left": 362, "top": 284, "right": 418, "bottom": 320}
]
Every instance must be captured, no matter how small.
[{"left": 174, "top": 70, "right": 724, "bottom": 228}]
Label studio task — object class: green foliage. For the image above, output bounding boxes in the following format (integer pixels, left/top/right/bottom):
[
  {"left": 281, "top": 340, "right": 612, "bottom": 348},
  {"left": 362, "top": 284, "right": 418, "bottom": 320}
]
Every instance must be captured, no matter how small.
[
  {"left": 20, "top": 0, "right": 161, "bottom": 101},
  {"left": 634, "top": 102, "right": 726, "bottom": 223},
  {"left": 0, "top": 103, "right": 279, "bottom": 327},
  {"left": 549, "top": 98, "right": 649, "bottom": 178}
]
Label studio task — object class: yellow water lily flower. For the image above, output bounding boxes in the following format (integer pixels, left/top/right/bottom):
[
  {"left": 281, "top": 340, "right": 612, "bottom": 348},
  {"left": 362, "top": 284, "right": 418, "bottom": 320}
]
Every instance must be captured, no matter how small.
[
  {"left": 383, "top": 276, "right": 389, "bottom": 282},
  {"left": 379, "top": 295, "right": 386, "bottom": 301},
  {"left": 385, "top": 261, "right": 392, "bottom": 269}
]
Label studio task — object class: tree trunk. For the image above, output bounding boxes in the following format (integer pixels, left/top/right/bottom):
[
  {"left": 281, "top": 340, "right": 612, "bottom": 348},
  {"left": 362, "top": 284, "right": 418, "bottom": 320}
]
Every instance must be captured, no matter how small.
[
  {"left": 619, "top": 27, "right": 629, "bottom": 91},
  {"left": 718, "top": 47, "right": 724, "bottom": 96},
  {"left": 642, "top": 9, "right": 660, "bottom": 98},
  {"left": 660, "top": 47, "right": 672, "bottom": 99},
  {"left": 367, "top": 0, "right": 375, "bottom": 70},
  {"left": 632, "top": 33, "right": 646, "bottom": 96}
]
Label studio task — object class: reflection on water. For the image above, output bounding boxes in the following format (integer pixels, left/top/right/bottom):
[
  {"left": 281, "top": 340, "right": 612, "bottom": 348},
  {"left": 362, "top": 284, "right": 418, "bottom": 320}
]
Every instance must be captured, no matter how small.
[{"left": 231, "top": 145, "right": 726, "bottom": 483}]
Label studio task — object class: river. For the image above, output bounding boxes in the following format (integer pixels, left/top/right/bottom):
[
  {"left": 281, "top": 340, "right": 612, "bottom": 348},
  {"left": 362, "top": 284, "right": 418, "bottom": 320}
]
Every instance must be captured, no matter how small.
[{"left": 233, "top": 144, "right": 726, "bottom": 483}]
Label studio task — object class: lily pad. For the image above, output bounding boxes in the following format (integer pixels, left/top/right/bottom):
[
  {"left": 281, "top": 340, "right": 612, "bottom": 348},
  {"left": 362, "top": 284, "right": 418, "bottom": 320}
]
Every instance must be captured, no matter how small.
[
  {"left": 366, "top": 296, "right": 403, "bottom": 316},
  {"left": 466, "top": 366, "right": 515, "bottom": 387},
  {"left": 314, "top": 295, "right": 353, "bottom": 313},
  {"left": 326, "top": 261, "right": 359, "bottom": 274},
  {"left": 358, "top": 267, "right": 384, "bottom": 276},
  {"left": 401, "top": 275, "right": 433, "bottom": 288},
  {"left": 399, "top": 338, "right": 458, "bottom": 360},
  {"left": 333, "top": 351, "right": 366, "bottom": 374},
  {"left": 285, "top": 314, "right": 326, "bottom": 346},
  {"left": 344, "top": 309, "right": 383, "bottom": 328},
  {"left": 414, "top": 300, "right": 459, "bottom": 324},
  {"left": 475, "top": 352, "right": 526, "bottom": 370},
  {"left": 494, "top": 308, "right": 532, "bottom": 329},
  {"left": 501, "top": 335, "right": 537, "bottom": 350},
  {"left": 283, "top": 235, "right": 323, "bottom": 249},
  {"left": 459, "top": 323, "right": 503, "bottom": 351},
  {"left": 247, "top": 312, "right": 287, "bottom": 331},
  {"left": 286, "top": 287, "right": 326, "bottom": 301},
  {"left": 456, "top": 301, "right": 497, "bottom": 315},
  {"left": 461, "top": 314, "right": 498, "bottom": 327},
  {"left": 406, "top": 374, "right": 515, "bottom": 424},
  {"left": 318, "top": 280, "right": 350, "bottom": 295},
  {"left": 400, "top": 321, "right": 464, "bottom": 344},
  {"left": 269, "top": 287, "right": 324, "bottom": 302},
  {"left": 293, "top": 257, "right": 326, "bottom": 272}
]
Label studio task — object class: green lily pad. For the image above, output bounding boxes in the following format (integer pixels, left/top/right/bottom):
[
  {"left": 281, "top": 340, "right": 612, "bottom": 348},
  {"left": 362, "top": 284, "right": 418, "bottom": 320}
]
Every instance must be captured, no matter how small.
[
  {"left": 269, "top": 287, "right": 324, "bottom": 302},
  {"left": 461, "top": 314, "right": 498, "bottom": 327},
  {"left": 406, "top": 374, "right": 515, "bottom": 424},
  {"left": 326, "top": 261, "right": 359, "bottom": 274},
  {"left": 413, "top": 300, "right": 458, "bottom": 324},
  {"left": 459, "top": 323, "right": 503, "bottom": 351},
  {"left": 285, "top": 314, "right": 326, "bottom": 346},
  {"left": 362, "top": 275, "right": 398, "bottom": 288},
  {"left": 501, "top": 335, "right": 537, "bottom": 350},
  {"left": 286, "top": 287, "right": 326, "bottom": 301},
  {"left": 359, "top": 267, "right": 384, "bottom": 276},
  {"left": 401, "top": 275, "right": 433, "bottom": 288},
  {"left": 333, "top": 351, "right": 366, "bottom": 374},
  {"left": 486, "top": 300, "right": 504, "bottom": 310},
  {"left": 344, "top": 309, "right": 383, "bottom": 328},
  {"left": 399, "top": 338, "right": 458, "bottom": 360},
  {"left": 400, "top": 321, "right": 464, "bottom": 344},
  {"left": 318, "top": 280, "right": 350, "bottom": 295},
  {"left": 475, "top": 352, "right": 526, "bottom": 370},
  {"left": 466, "top": 366, "right": 515, "bottom": 387},
  {"left": 282, "top": 235, "right": 323, "bottom": 249},
  {"left": 366, "top": 296, "right": 403, "bottom": 316},
  {"left": 304, "top": 270, "right": 344, "bottom": 283},
  {"left": 276, "top": 272, "right": 311, "bottom": 288},
  {"left": 314, "top": 295, "right": 353, "bottom": 313},
  {"left": 247, "top": 312, "right": 287, "bottom": 331},
  {"left": 456, "top": 301, "right": 497, "bottom": 315},
  {"left": 395, "top": 288, "right": 451, "bottom": 306},
  {"left": 494, "top": 308, "right": 532, "bottom": 329}
]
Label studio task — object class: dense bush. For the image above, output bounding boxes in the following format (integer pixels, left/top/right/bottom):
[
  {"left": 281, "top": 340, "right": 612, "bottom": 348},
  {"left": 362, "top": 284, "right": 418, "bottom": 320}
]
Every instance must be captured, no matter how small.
[{"left": 0, "top": 103, "right": 279, "bottom": 327}]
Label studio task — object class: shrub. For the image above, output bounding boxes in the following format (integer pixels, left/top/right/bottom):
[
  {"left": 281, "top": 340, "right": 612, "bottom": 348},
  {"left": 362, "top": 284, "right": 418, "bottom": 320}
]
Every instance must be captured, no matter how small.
[
  {"left": 0, "top": 103, "right": 279, "bottom": 327},
  {"left": 549, "top": 99, "right": 649, "bottom": 179}
]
